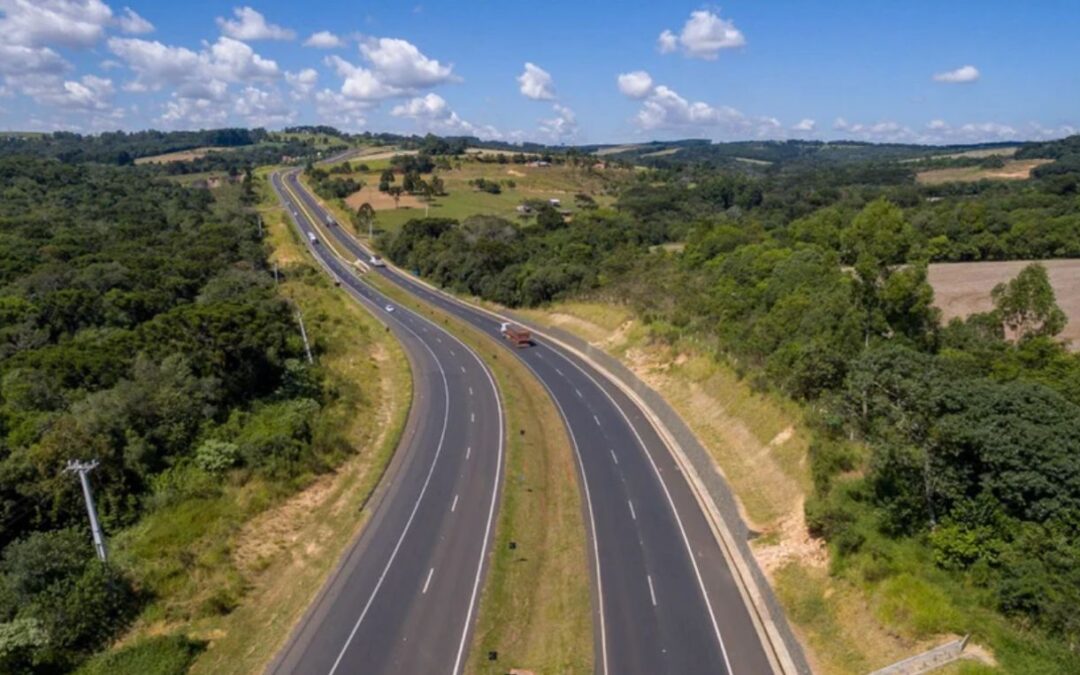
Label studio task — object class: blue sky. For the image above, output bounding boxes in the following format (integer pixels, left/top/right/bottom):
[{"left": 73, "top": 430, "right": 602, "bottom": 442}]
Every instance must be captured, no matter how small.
[{"left": 1, "top": 1, "right": 1078, "bottom": 144}]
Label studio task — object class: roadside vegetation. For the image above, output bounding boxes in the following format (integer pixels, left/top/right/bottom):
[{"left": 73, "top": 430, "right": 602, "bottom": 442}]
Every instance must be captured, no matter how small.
[
  {"left": 378, "top": 133, "right": 1080, "bottom": 672},
  {"left": 0, "top": 157, "right": 408, "bottom": 673}
]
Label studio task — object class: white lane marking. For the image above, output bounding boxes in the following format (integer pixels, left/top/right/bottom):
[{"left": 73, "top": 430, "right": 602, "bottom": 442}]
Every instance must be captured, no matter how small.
[
  {"left": 450, "top": 349, "right": 456, "bottom": 356},
  {"left": 575, "top": 388, "right": 583, "bottom": 398},
  {"left": 610, "top": 449, "right": 619, "bottom": 465},
  {"left": 647, "top": 575, "right": 657, "bottom": 607},
  {"left": 460, "top": 366, "right": 466, "bottom": 374},
  {"left": 508, "top": 359, "right": 609, "bottom": 675},
  {"left": 469, "top": 386, "right": 474, "bottom": 396},
  {"left": 593, "top": 414, "right": 601, "bottom": 427},
  {"left": 543, "top": 346, "right": 734, "bottom": 674},
  {"left": 451, "top": 494, "right": 459, "bottom": 512},
  {"left": 555, "top": 367, "right": 564, "bottom": 376},
  {"left": 471, "top": 412, "right": 475, "bottom": 423},
  {"left": 327, "top": 319, "right": 452, "bottom": 675},
  {"left": 466, "top": 446, "right": 471, "bottom": 460},
  {"left": 451, "top": 342, "right": 505, "bottom": 675},
  {"left": 422, "top": 568, "right": 435, "bottom": 595},
  {"left": 628, "top": 500, "right": 637, "bottom": 521},
  {"left": 436, "top": 337, "right": 442, "bottom": 343}
]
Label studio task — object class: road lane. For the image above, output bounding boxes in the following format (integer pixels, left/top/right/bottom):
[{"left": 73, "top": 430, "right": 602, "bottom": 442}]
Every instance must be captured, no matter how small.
[
  {"left": 284, "top": 169, "right": 777, "bottom": 674},
  {"left": 266, "top": 172, "right": 504, "bottom": 675}
]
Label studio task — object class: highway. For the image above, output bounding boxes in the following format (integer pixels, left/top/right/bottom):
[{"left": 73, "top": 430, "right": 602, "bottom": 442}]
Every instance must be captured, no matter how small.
[
  {"left": 281, "top": 168, "right": 778, "bottom": 675},
  {"left": 267, "top": 172, "right": 504, "bottom": 675}
]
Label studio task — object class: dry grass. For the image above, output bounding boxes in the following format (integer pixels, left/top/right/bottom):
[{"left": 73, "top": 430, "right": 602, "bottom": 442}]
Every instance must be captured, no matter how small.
[
  {"left": 915, "top": 158, "right": 1052, "bottom": 184},
  {"left": 362, "top": 273, "right": 593, "bottom": 675},
  {"left": 176, "top": 168, "right": 412, "bottom": 674},
  {"left": 929, "top": 259, "right": 1080, "bottom": 348},
  {"left": 344, "top": 184, "right": 423, "bottom": 211},
  {"left": 134, "top": 147, "right": 229, "bottom": 164}
]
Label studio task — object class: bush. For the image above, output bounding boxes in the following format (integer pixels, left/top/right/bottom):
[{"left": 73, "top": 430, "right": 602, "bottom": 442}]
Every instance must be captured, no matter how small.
[
  {"left": 195, "top": 439, "right": 241, "bottom": 474},
  {"left": 75, "top": 634, "right": 204, "bottom": 675}
]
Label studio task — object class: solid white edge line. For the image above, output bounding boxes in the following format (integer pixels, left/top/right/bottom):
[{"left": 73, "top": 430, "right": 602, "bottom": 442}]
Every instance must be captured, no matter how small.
[
  {"left": 610, "top": 449, "right": 619, "bottom": 465},
  {"left": 422, "top": 568, "right": 435, "bottom": 595},
  {"left": 542, "top": 344, "right": 735, "bottom": 675},
  {"left": 647, "top": 574, "right": 658, "bottom": 607},
  {"left": 451, "top": 494, "right": 459, "bottom": 512},
  {"left": 628, "top": 500, "right": 637, "bottom": 521}
]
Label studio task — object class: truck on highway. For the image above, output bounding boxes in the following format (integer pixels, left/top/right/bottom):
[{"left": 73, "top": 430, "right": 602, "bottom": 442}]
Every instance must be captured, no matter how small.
[
  {"left": 500, "top": 322, "right": 533, "bottom": 348},
  {"left": 307, "top": 231, "right": 318, "bottom": 244}
]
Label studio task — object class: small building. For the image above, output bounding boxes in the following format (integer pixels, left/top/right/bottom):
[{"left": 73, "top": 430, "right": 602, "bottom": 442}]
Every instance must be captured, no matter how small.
[{"left": 548, "top": 198, "right": 561, "bottom": 207}]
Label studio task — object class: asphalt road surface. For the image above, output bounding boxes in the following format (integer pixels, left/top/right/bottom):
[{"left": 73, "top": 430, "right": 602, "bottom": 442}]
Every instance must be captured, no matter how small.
[
  {"left": 282, "top": 169, "right": 776, "bottom": 675},
  {"left": 267, "top": 172, "right": 504, "bottom": 675}
]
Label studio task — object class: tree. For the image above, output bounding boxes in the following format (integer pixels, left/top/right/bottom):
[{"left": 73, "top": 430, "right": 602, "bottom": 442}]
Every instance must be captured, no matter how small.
[
  {"left": 991, "top": 263, "right": 1067, "bottom": 341},
  {"left": 387, "top": 186, "right": 403, "bottom": 208},
  {"left": 354, "top": 202, "right": 376, "bottom": 237}
]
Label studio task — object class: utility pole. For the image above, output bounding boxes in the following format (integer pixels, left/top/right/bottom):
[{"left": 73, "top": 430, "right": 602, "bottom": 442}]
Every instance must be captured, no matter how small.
[
  {"left": 65, "top": 460, "right": 107, "bottom": 562},
  {"left": 296, "top": 310, "right": 314, "bottom": 364}
]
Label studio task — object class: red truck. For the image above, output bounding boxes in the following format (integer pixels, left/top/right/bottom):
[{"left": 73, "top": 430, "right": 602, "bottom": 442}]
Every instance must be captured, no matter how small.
[{"left": 500, "top": 322, "right": 533, "bottom": 348}]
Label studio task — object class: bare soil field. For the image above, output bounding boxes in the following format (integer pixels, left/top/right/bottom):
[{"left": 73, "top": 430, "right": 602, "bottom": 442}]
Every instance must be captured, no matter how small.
[
  {"left": 344, "top": 184, "right": 423, "bottom": 211},
  {"left": 929, "top": 259, "right": 1080, "bottom": 347},
  {"left": 916, "top": 158, "right": 1052, "bottom": 184}
]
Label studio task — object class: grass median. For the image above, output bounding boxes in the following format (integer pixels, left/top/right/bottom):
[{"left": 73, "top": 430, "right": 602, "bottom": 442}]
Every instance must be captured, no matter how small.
[{"left": 362, "top": 269, "right": 593, "bottom": 674}]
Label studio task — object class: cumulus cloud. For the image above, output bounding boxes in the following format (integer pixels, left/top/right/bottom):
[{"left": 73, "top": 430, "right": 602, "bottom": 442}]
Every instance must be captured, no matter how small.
[
  {"left": 324, "top": 37, "right": 455, "bottom": 104},
  {"left": 304, "top": 30, "right": 343, "bottom": 49},
  {"left": 314, "top": 89, "right": 370, "bottom": 129},
  {"left": 933, "top": 65, "right": 979, "bottom": 84},
  {"left": 0, "top": 0, "right": 113, "bottom": 49},
  {"left": 107, "top": 36, "right": 279, "bottom": 102},
  {"left": 233, "top": 85, "right": 295, "bottom": 126},
  {"left": 216, "top": 6, "right": 295, "bottom": 41},
  {"left": 285, "top": 68, "right": 317, "bottom": 99},
  {"left": 636, "top": 85, "right": 746, "bottom": 132},
  {"left": 791, "top": 118, "right": 816, "bottom": 132},
  {"left": 617, "top": 70, "right": 653, "bottom": 99},
  {"left": 160, "top": 96, "right": 228, "bottom": 127},
  {"left": 517, "top": 62, "right": 555, "bottom": 100},
  {"left": 391, "top": 92, "right": 503, "bottom": 139},
  {"left": 539, "top": 103, "right": 578, "bottom": 141},
  {"left": 116, "top": 7, "right": 153, "bottom": 34},
  {"left": 658, "top": 10, "right": 745, "bottom": 59}
]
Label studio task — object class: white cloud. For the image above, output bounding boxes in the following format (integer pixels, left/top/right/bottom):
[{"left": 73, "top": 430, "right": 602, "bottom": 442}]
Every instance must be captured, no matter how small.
[
  {"left": 116, "top": 7, "right": 153, "bottom": 34},
  {"left": 539, "top": 103, "right": 578, "bottom": 141},
  {"left": 636, "top": 85, "right": 744, "bottom": 130},
  {"left": 216, "top": 6, "right": 294, "bottom": 41},
  {"left": 304, "top": 30, "right": 343, "bottom": 49},
  {"left": 933, "top": 64, "right": 979, "bottom": 84},
  {"left": 285, "top": 68, "right": 317, "bottom": 99},
  {"left": 791, "top": 118, "right": 816, "bottom": 132},
  {"left": 233, "top": 85, "right": 296, "bottom": 127},
  {"left": 617, "top": 70, "right": 653, "bottom": 99},
  {"left": 659, "top": 10, "right": 745, "bottom": 60},
  {"left": 0, "top": 0, "right": 113, "bottom": 49},
  {"left": 517, "top": 62, "right": 555, "bottom": 100},
  {"left": 108, "top": 36, "right": 278, "bottom": 97},
  {"left": 0, "top": 44, "right": 68, "bottom": 76},
  {"left": 314, "top": 88, "right": 369, "bottom": 129},
  {"left": 391, "top": 92, "right": 503, "bottom": 139},
  {"left": 160, "top": 96, "right": 228, "bottom": 127},
  {"left": 391, "top": 92, "right": 448, "bottom": 118},
  {"left": 326, "top": 54, "right": 405, "bottom": 100},
  {"left": 47, "top": 74, "right": 114, "bottom": 110},
  {"left": 657, "top": 29, "right": 677, "bottom": 54},
  {"left": 360, "top": 37, "right": 455, "bottom": 89}
]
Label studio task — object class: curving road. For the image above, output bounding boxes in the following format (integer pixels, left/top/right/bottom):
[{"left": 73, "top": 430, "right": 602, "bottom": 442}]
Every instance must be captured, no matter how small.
[
  {"left": 267, "top": 172, "right": 504, "bottom": 675},
  {"left": 282, "top": 169, "right": 778, "bottom": 674}
]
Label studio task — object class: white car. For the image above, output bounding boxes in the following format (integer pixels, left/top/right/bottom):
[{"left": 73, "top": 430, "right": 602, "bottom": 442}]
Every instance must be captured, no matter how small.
[
  {"left": 385, "top": 304, "right": 395, "bottom": 312},
  {"left": 370, "top": 255, "right": 386, "bottom": 267}
]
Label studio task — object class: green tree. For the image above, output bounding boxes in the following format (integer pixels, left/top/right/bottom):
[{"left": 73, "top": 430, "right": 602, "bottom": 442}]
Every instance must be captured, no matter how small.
[{"left": 991, "top": 262, "right": 1067, "bottom": 340}]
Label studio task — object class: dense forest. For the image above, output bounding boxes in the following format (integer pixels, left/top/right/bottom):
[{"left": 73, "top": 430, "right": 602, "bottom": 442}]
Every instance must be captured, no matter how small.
[
  {"left": 0, "top": 129, "right": 267, "bottom": 165},
  {"left": 383, "top": 134, "right": 1080, "bottom": 669},
  {"left": 0, "top": 159, "right": 334, "bottom": 672}
]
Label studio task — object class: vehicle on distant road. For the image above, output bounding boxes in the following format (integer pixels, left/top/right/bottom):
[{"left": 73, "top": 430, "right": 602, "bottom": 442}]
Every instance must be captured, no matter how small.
[
  {"left": 307, "top": 231, "right": 318, "bottom": 244},
  {"left": 326, "top": 215, "right": 336, "bottom": 227},
  {"left": 370, "top": 255, "right": 386, "bottom": 267},
  {"left": 500, "top": 322, "right": 532, "bottom": 347},
  {"left": 385, "top": 304, "right": 395, "bottom": 312}
]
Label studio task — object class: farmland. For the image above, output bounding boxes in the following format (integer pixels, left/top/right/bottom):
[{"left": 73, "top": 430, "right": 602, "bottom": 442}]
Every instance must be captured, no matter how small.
[
  {"left": 929, "top": 259, "right": 1080, "bottom": 347},
  {"left": 915, "top": 158, "right": 1053, "bottom": 183}
]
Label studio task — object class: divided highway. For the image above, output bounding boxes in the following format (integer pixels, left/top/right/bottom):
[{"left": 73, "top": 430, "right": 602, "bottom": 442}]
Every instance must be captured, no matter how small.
[
  {"left": 267, "top": 172, "right": 504, "bottom": 675},
  {"left": 281, "top": 168, "right": 778, "bottom": 674}
]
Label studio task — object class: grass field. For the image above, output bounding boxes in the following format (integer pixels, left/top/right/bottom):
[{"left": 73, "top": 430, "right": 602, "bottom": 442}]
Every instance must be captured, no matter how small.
[
  {"left": 93, "top": 171, "right": 412, "bottom": 675},
  {"left": 323, "top": 154, "right": 630, "bottom": 235},
  {"left": 929, "top": 259, "right": 1080, "bottom": 347},
  {"left": 357, "top": 250, "right": 594, "bottom": 675},
  {"left": 915, "top": 158, "right": 1052, "bottom": 184},
  {"left": 134, "top": 147, "right": 231, "bottom": 164}
]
